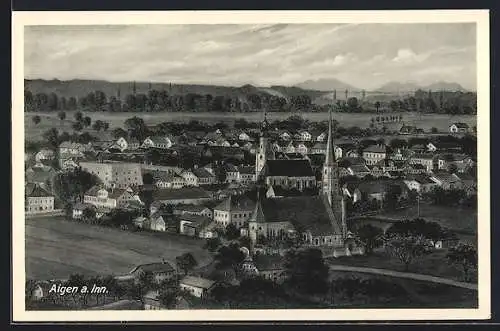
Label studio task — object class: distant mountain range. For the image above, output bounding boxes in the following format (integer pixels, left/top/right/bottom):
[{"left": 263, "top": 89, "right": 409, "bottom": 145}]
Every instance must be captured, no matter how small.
[
  {"left": 295, "top": 78, "right": 357, "bottom": 92},
  {"left": 376, "top": 81, "right": 469, "bottom": 93}
]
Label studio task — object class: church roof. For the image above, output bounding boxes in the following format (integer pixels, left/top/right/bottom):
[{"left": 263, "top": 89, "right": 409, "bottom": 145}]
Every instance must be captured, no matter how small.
[
  {"left": 254, "top": 196, "right": 342, "bottom": 236},
  {"left": 264, "top": 159, "right": 314, "bottom": 177}
]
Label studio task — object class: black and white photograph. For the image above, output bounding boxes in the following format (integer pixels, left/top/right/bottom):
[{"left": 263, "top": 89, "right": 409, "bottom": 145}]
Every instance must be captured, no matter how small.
[{"left": 12, "top": 10, "right": 490, "bottom": 321}]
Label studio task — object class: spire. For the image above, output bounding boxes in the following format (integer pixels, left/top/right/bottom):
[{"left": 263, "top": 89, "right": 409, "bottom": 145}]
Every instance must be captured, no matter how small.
[
  {"left": 325, "top": 98, "right": 335, "bottom": 166},
  {"left": 260, "top": 108, "right": 270, "bottom": 137}
]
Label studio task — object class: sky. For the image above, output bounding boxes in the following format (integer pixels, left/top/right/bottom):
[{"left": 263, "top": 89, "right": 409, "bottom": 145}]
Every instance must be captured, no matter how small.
[{"left": 24, "top": 23, "right": 477, "bottom": 90}]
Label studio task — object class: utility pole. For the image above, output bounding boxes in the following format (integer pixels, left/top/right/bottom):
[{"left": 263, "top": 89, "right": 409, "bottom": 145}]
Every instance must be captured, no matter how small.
[{"left": 417, "top": 193, "right": 421, "bottom": 218}]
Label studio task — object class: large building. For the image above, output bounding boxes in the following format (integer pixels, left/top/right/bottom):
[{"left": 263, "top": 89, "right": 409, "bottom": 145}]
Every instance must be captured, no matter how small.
[
  {"left": 25, "top": 183, "right": 54, "bottom": 214},
  {"left": 79, "top": 161, "right": 143, "bottom": 189},
  {"left": 213, "top": 194, "right": 255, "bottom": 229},
  {"left": 247, "top": 106, "right": 348, "bottom": 249}
]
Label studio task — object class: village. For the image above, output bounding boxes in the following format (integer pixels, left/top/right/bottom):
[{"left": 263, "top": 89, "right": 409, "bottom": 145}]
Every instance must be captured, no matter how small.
[{"left": 24, "top": 105, "right": 478, "bottom": 310}]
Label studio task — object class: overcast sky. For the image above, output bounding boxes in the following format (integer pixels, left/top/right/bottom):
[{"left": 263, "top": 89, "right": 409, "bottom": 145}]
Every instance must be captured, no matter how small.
[{"left": 24, "top": 23, "right": 476, "bottom": 90}]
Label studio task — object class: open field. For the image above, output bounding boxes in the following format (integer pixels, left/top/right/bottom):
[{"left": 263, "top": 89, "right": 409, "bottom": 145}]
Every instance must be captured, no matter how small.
[
  {"left": 26, "top": 216, "right": 213, "bottom": 280},
  {"left": 24, "top": 111, "right": 476, "bottom": 141},
  {"left": 378, "top": 203, "right": 477, "bottom": 237}
]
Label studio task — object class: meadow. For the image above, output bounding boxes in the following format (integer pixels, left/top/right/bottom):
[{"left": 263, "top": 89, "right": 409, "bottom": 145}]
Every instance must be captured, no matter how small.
[
  {"left": 25, "top": 216, "right": 213, "bottom": 280},
  {"left": 24, "top": 111, "right": 477, "bottom": 141}
]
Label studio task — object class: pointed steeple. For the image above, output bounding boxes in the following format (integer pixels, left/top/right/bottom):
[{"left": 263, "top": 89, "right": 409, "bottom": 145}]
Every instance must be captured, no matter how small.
[
  {"left": 250, "top": 190, "right": 266, "bottom": 224},
  {"left": 325, "top": 100, "right": 335, "bottom": 166}
]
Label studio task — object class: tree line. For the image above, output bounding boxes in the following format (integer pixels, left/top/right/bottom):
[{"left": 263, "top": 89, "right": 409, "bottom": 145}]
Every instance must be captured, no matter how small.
[{"left": 24, "top": 89, "right": 314, "bottom": 113}]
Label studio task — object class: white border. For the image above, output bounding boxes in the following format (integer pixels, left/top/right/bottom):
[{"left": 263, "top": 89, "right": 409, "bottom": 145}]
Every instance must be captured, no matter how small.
[{"left": 12, "top": 10, "right": 491, "bottom": 322}]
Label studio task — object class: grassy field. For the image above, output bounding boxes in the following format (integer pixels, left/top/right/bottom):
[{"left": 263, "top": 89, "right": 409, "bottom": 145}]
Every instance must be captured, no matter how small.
[
  {"left": 26, "top": 216, "right": 213, "bottom": 280},
  {"left": 328, "top": 249, "right": 477, "bottom": 283},
  {"left": 379, "top": 203, "right": 477, "bottom": 238},
  {"left": 328, "top": 271, "right": 477, "bottom": 308},
  {"left": 24, "top": 111, "right": 476, "bottom": 141}
]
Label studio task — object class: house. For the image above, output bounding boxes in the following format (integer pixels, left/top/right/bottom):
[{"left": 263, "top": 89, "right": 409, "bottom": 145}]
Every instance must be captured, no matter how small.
[
  {"left": 449, "top": 122, "right": 470, "bottom": 134},
  {"left": 181, "top": 168, "right": 216, "bottom": 186},
  {"left": 149, "top": 212, "right": 167, "bottom": 232},
  {"left": 429, "top": 172, "right": 463, "bottom": 190},
  {"left": 35, "top": 148, "right": 56, "bottom": 162},
  {"left": 253, "top": 254, "right": 287, "bottom": 283},
  {"left": 279, "top": 131, "right": 292, "bottom": 141},
  {"left": 213, "top": 195, "right": 255, "bottom": 229},
  {"left": 346, "top": 164, "right": 372, "bottom": 178},
  {"left": 238, "top": 131, "right": 251, "bottom": 141},
  {"left": 298, "top": 130, "right": 312, "bottom": 141},
  {"left": 153, "top": 187, "right": 212, "bottom": 205},
  {"left": 59, "top": 141, "right": 93, "bottom": 156},
  {"left": 141, "top": 136, "right": 174, "bottom": 149},
  {"left": 29, "top": 281, "right": 52, "bottom": 301},
  {"left": 403, "top": 175, "right": 438, "bottom": 193},
  {"left": 389, "top": 148, "right": 414, "bottom": 162},
  {"left": 455, "top": 173, "right": 477, "bottom": 196},
  {"left": 25, "top": 184, "right": 54, "bottom": 214},
  {"left": 61, "top": 158, "right": 80, "bottom": 171},
  {"left": 131, "top": 261, "right": 176, "bottom": 284},
  {"left": 310, "top": 142, "right": 327, "bottom": 155},
  {"left": 153, "top": 172, "right": 186, "bottom": 189},
  {"left": 409, "top": 153, "right": 436, "bottom": 172},
  {"left": 72, "top": 202, "right": 96, "bottom": 220},
  {"left": 179, "top": 276, "right": 217, "bottom": 298},
  {"left": 399, "top": 124, "right": 418, "bottom": 135},
  {"left": 25, "top": 165, "right": 56, "bottom": 189},
  {"left": 83, "top": 186, "right": 135, "bottom": 210},
  {"left": 436, "top": 153, "right": 474, "bottom": 172},
  {"left": 238, "top": 166, "right": 256, "bottom": 185},
  {"left": 133, "top": 216, "right": 148, "bottom": 229},
  {"left": 426, "top": 141, "right": 462, "bottom": 153},
  {"left": 315, "top": 131, "right": 327, "bottom": 142},
  {"left": 222, "top": 163, "right": 240, "bottom": 183},
  {"left": 260, "top": 159, "right": 316, "bottom": 191},
  {"left": 179, "top": 214, "right": 213, "bottom": 237},
  {"left": 342, "top": 183, "right": 363, "bottom": 203},
  {"left": 294, "top": 142, "right": 309, "bottom": 155},
  {"left": 80, "top": 161, "right": 143, "bottom": 189},
  {"left": 173, "top": 205, "right": 213, "bottom": 219},
  {"left": 362, "top": 144, "right": 387, "bottom": 165}
]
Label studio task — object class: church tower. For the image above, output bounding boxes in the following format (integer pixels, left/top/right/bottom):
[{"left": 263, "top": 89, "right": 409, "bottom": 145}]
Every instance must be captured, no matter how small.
[
  {"left": 255, "top": 109, "right": 275, "bottom": 179},
  {"left": 322, "top": 100, "right": 344, "bottom": 224}
]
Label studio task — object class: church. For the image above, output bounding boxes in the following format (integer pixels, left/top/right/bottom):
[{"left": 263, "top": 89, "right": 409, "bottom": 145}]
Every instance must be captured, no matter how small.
[{"left": 249, "top": 107, "right": 349, "bottom": 249}]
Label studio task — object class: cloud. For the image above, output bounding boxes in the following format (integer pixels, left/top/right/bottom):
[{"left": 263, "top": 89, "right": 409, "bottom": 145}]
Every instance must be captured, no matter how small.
[
  {"left": 392, "top": 48, "right": 429, "bottom": 63},
  {"left": 24, "top": 23, "right": 477, "bottom": 90}
]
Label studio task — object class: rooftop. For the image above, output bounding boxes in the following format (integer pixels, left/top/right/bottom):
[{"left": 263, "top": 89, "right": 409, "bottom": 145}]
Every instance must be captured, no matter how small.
[
  {"left": 180, "top": 275, "right": 216, "bottom": 289},
  {"left": 133, "top": 261, "right": 175, "bottom": 274},
  {"left": 214, "top": 195, "right": 255, "bottom": 212},
  {"left": 25, "top": 183, "right": 53, "bottom": 198},
  {"left": 264, "top": 159, "right": 314, "bottom": 177},
  {"left": 153, "top": 187, "right": 211, "bottom": 201}
]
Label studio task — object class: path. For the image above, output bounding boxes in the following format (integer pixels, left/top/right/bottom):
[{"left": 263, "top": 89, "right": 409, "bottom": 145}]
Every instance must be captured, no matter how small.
[{"left": 329, "top": 265, "right": 477, "bottom": 290}]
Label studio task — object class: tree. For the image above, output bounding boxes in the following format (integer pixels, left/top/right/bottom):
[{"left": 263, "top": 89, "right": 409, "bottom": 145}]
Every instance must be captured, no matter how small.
[
  {"left": 112, "top": 127, "right": 128, "bottom": 139},
  {"left": 82, "top": 206, "right": 97, "bottom": 224},
  {"left": 74, "top": 111, "right": 83, "bottom": 122},
  {"left": 214, "top": 243, "right": 245, "bottom": 271},
  {"left": 42, "top": 128, "right": 60, "bottom": 149},
  {"left": 383, "top": 233, "right": 432, "bottom": 271},
  {"left": 431, "top": 127, "right": 438, "bottom": 134},
  {"left": 92, "top": 120, "right": 104, "bottom": 131},
  {"left": 356, "top": 224, "right": 383, "bottom": 254},
  {"left": 52, "top": 167, "right": 101, "bottom": 204},
  {"left": 446, "top": 243, "right": 477, "bottom": 282},
  {"left": 103, "top": 122, "right": 110, "bottom": 131},
  {"left": 57, "top": 111, "right": 66, "bottom": 121},
  {"left": 374, "top": 102, "right": 381, "bottom": 113},
  {"left": 224, "top": 223, "right": 240, "bottom": 240},
  {"left": 137, "top": 270, "right": 155, "bottom": 293},
  {"left": 204, "top": 237, "right": 222, "bottom": 252},
  {"left": 386, "top": 218, "right": 445, "bottom": 242},
  {"left": 83, "top": 116, "right": 92, "bottom": 127},
  {"left": 284, "top": 248, "right": 329, "bottom": 295},
  {"left": 175, "top": 253, "right": 198, "bottom": 275},
  {"left": 32, "top": 115, "right": 41, "bottom": 125},
  {"left": 157, "top": 286, "right": 180, "bottom": 308},
  {"left": 72, "top": 121, "right": 84, "bottom": 131}
]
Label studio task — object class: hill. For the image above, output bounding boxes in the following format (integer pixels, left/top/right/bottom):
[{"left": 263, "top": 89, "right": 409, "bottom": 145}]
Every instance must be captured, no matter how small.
[
  {"left": 295, "top": 78, "right": 357, "bottom": 92},
  {"left": 376, "top": 81, "right": 468, "bottom": 93}
]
